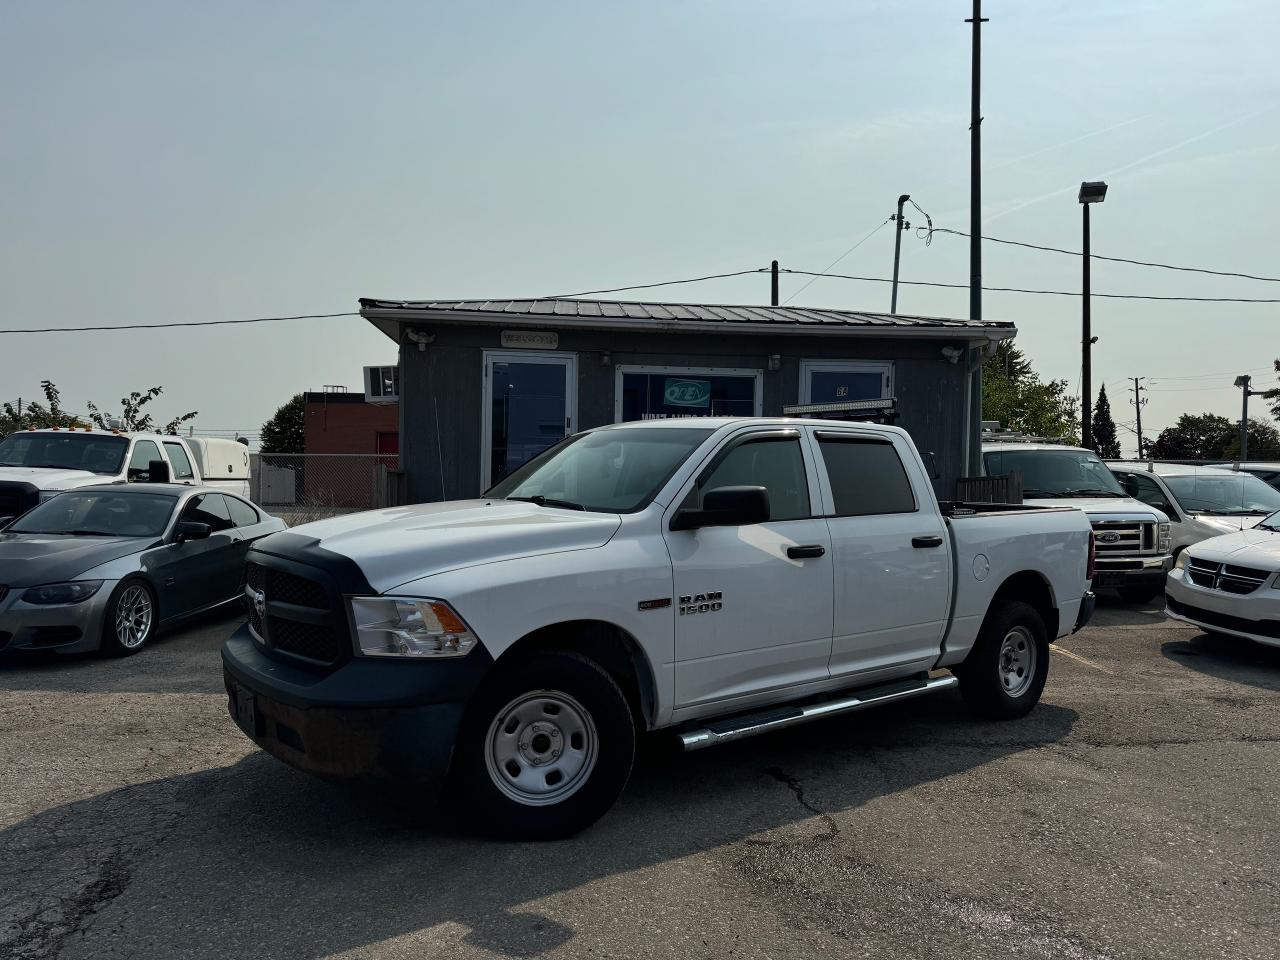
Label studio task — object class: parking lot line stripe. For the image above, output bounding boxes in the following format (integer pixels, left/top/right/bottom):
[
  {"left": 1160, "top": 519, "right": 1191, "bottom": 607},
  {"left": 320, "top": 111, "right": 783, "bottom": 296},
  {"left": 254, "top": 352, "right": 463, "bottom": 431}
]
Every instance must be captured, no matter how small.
[{"left": 1050, "top": 643, "right": 1113, "bottom": 674}]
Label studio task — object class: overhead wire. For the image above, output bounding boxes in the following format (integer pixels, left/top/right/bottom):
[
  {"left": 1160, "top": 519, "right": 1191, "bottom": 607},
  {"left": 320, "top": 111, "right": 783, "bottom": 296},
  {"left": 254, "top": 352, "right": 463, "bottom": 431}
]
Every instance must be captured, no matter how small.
[
  {"left": 782, "top": 217, "right": 893, "bottom": 304},
  {"left": 549, "top": 269, "right": 766, "bottom": 299}
]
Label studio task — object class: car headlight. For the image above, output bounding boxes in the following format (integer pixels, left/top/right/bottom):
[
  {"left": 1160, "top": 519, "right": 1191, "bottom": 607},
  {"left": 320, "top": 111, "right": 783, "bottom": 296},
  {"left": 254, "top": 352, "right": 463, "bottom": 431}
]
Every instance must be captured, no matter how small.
[
  {"left": 1158, "top": 522, "right": 1171, "bottom": 552},
  {"left": 21, "top": 581, "right": 104, "bottom": 605},
  {"left": 1174, "top": 551, "right": 1190, "bottom": 572},
  {"left": 348, "top": 597, "right": 479, "bottom": 658}
]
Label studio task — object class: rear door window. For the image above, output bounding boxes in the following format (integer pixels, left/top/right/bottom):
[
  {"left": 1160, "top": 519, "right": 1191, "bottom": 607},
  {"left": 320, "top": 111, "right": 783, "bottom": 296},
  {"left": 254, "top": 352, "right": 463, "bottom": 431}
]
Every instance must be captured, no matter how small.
[
  {"left": 225, "top": 496, "right": 261, "bottom": 528},
  {"left": 818, "top": 438, "right": 917, "bottom": 516},
  {"left": 163, "top": 442, "right": 195, "bottom": 480}
]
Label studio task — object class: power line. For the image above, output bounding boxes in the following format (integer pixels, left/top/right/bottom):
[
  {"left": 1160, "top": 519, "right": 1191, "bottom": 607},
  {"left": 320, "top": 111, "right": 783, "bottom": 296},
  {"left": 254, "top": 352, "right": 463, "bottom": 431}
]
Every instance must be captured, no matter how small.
[
  {"left": 924, "top": 226, "right": 1280, "bottom": 283},
  {"left": 549, "top": 270, "right": 766, "bottom": 299},
  {"left": 0, "top": 312, "right": 361, "bottom": 336},
  {"left": 782, "top": 217, "right": 893, "bottom": 305},
  {"left": 779, "top": 268, "right": 1280, "bottom": 303}
]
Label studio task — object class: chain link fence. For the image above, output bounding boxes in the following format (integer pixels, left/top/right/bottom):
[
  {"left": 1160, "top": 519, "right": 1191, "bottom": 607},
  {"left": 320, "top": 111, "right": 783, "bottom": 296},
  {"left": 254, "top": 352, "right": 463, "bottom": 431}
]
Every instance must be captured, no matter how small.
[{"left": 250, "top": 454, "right": 406, "bottom": 524}]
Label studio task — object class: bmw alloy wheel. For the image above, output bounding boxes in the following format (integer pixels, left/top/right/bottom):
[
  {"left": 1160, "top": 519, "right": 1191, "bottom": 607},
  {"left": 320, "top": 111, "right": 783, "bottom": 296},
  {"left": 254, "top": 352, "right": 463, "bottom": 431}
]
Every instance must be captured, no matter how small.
[{"left": 115, "top": 584, "right": 153, "bottom": 649}]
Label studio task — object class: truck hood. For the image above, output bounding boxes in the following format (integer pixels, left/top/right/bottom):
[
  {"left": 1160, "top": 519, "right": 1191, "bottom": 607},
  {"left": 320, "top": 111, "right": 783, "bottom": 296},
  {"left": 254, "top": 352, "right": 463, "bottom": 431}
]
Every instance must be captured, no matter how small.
[
  {"left": 265, "top": 499, "right": 623, "bottom": 593},
  {"left": 1186, "top": 527, "right": 1280, "bottom": 567},
  {"left": 0, "top": 467, "right": 105, "bottom": 490},
  {"left": 1024, "top": 495, "right": 1166, "bottom": 520},
  {"left": 0, "top": 533, "right": 151, "bottom": 588}
]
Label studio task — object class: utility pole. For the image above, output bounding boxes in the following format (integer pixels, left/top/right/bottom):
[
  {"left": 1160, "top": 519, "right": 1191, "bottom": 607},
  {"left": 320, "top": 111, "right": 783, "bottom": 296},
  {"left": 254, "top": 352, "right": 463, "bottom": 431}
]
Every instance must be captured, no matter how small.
[
  {"left": 890, "top": 194, "right": 910, "bottom": 314},
  {"left": 1130, "top": 377, "right": 1147, "bottom": 458},
  {"left": 1234, "top": 375, "right": 1266, "bottom": 461},
  {"left": 1078, "top": 180, "right": 1107, "bottom": 451},
  {"left": 965, "top": 0, "right": 987, "bottom": 477},
  {"left": 770, "top": 260, "right": 779, "bottom": 306}
]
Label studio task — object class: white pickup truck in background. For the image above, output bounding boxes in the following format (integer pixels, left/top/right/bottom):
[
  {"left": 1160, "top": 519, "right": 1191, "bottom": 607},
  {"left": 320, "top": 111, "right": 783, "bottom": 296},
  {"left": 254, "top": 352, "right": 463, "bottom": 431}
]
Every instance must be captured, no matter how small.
[
  {"left": 223, "top": 417, "right": 1095, "bottom": 838},
  {"left": 0, "top": 427, "right": 251, "bottom": 521}
]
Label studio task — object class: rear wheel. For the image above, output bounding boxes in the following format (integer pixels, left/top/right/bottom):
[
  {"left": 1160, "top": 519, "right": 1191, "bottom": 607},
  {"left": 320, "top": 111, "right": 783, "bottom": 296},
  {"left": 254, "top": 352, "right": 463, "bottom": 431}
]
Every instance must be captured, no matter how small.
[
  {"left": 100, "top": 580, "right": 157, "bottom": 657},
  {"left": 453, "top": 650, "right": 635, "bottom": 840},
  {"left": 957, "top": 600, "right": 1049, "bottom": 720}
]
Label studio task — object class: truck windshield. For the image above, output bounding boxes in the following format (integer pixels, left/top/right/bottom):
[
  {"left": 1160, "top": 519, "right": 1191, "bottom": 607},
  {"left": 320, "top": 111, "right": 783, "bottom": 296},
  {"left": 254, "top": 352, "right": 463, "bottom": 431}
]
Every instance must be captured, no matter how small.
[
  {"left": 983, "top": 449, "right": 1127, "bottom": 498},
  {"left": 486, "top": 427, "right": 714, "bottom": 513},
  {"left": 7, "top": 491, "right": 177, "bottom": 537},
  {"left": 0, "top": 433, "right": 128, "bottom": 475},
  {"left": 1164, "top": 474, "right": 1280, "bottom": 515}
]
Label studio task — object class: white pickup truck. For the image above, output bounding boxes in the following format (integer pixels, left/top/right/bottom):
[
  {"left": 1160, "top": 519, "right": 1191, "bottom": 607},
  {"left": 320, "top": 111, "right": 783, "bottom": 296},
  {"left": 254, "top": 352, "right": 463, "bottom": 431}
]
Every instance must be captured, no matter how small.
[
  {"left": 0, "top": 428, "right": 251, "bottom": 521},
  {"left": 222, "top": 418, "right": 1095, "bottom": 838}
]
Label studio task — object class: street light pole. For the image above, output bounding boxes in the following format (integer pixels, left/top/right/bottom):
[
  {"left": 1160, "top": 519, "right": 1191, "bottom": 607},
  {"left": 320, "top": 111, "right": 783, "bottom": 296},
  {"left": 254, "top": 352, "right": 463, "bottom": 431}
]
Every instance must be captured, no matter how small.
[
  {"left": 890, "top": 194, "right": 909, "bottom": 314},
  {"left": 1078, "top": 180, "right": 1108, "bottom": 451},
  {"left": 965, "top": 0, "right": 987, "bottom": 478},
  {"left": 1234, "top": 375, "right": 1266, "bottom": 461}
]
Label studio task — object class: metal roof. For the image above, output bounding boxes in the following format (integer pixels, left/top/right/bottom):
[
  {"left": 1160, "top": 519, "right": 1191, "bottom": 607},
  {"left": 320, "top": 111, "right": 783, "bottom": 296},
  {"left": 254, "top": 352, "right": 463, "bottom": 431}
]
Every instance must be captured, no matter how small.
[{"left": 359, "top": 297, "right": 1016, "bottom": 341}]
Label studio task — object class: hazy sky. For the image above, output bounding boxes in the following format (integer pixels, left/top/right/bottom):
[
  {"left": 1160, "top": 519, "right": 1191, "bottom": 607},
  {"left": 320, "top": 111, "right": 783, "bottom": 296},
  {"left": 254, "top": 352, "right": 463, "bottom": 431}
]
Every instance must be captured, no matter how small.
[{"left": 3, "top": 0, "right": 1278, "bottom": 454}]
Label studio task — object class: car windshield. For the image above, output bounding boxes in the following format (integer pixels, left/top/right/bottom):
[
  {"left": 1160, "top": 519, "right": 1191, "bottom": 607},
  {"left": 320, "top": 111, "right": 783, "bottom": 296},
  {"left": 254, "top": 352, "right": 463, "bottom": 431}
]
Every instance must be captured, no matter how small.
[
  {"left": 7, "top": 491, "right": 177, "bottom": 537},
  {"left": 1257, "top": 510, "right": 1280, "bottom": 531},
  {"left": 1164, "top": 474, "right": 1280, "bottom": 515},
  {"left": 0, "top": 432, "right": 128, "bottom": 474},
  {"left": 485, "top": 427, "right": 714, "bottom": 513},
  {"left": 982, "top": 449, "right": 1127, "bottom": 498}
]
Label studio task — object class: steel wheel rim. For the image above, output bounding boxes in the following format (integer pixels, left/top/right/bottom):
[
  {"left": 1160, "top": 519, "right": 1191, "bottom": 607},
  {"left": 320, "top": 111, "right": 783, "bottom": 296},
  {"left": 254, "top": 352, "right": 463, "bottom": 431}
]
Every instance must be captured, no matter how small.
[
  {"left": 485, "top": 690, "right": 599, "bottom": 807},
  {"left": 998, "top": 626, "right": 1035, "bottom": 698},
  {"left": 115, "top": 585, "right": 153, "bottom": 649}
]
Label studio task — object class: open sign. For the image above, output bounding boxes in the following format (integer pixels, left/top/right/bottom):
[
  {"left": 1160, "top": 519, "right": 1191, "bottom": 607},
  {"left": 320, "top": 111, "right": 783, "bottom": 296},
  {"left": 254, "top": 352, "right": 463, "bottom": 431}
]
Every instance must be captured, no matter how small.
[{"left": 664, "top": 379, "right": 711, "bottom": 408}]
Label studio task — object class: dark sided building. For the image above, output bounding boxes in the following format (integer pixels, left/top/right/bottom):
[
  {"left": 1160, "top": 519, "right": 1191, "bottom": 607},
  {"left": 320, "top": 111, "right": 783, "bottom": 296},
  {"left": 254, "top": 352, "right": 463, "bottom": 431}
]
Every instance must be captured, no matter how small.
[{"left": 360, "top": 298, "right": 1016, "bottom": 503}]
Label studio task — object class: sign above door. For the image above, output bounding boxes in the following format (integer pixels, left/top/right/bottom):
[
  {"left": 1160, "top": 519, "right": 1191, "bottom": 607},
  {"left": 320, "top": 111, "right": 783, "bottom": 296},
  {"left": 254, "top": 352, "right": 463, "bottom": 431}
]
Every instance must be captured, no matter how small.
[{"left": 501, "top": 330, "right": 559, "bottom": 350}]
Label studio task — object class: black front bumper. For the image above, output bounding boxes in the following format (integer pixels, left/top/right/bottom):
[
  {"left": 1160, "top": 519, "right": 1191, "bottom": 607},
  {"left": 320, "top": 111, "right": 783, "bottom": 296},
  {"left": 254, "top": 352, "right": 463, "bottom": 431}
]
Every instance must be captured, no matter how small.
[{"left": 221, "top": 624, "right": 493, "bottom": 788}]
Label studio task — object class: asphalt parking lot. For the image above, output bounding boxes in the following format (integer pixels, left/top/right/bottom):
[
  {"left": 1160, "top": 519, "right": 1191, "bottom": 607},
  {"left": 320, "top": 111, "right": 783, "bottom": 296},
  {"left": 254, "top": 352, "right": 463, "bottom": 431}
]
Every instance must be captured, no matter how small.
[{"left": 2, "top": 598, "right": 1279, "bottom": 960}]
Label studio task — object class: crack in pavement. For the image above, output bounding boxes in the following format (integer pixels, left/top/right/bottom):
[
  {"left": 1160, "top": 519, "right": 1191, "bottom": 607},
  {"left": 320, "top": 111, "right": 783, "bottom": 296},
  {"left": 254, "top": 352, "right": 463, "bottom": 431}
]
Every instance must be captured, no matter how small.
[{"left": 764, "top": 767, "right": 839, "bottom": 840}]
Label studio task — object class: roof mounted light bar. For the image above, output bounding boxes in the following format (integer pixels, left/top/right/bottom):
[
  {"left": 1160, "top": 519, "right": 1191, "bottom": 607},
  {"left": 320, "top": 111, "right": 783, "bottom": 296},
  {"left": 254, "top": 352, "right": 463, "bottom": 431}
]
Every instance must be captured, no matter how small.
[{"left": 782, "top": 397, "right": 898, "bottom": 422}]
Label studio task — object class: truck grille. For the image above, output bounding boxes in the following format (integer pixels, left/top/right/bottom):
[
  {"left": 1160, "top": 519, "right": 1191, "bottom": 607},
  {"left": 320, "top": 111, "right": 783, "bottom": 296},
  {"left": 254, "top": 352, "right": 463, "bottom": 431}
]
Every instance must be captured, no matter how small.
[
  {"left": 1186, "top": 558, "right": 1272, "bottom": 595},
  {"left": 1091, "top": 520, "right": 1156, "bottom": 557},
  {"left": 243, "top": 560, "right": 346, "bottom": 667}
]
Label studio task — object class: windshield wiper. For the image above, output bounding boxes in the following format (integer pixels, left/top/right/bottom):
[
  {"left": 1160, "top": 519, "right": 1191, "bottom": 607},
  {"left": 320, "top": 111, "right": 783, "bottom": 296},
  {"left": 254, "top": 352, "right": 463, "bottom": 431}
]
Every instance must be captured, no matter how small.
[
  {"left": 508, "top": 495, "right": 586, "bottom": 511},
  {"left": 67, "top": 529, "right": 121, "bottom": 537}
]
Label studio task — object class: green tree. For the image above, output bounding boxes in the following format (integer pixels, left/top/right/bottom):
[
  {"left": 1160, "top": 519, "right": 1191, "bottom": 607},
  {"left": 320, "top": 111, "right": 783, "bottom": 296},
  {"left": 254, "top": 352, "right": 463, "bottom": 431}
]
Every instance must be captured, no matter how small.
[
  {"left": 1265, "top": 358, "right": 1280, "bottom": 420},
  {"left": 86, "top": 386, "right": 196, "bottom": 435},
  {"left": 1149, "top": 413, "right": 1237, "bottom": 460},
  {"left": 1223, "top": 418, "right": 1280, "bottom": 459},
  {"left": 982, "top": 342, "right": 1080, "bottom": 441},
  {"left": 0, "top": 381, "right": 84, "bottom": 436},
  {"left": 260, "top": 393, "right": 306, "bottom": 454},
  {"left": 1091, "top": 384, "right": 1120, "bottom": 458}
]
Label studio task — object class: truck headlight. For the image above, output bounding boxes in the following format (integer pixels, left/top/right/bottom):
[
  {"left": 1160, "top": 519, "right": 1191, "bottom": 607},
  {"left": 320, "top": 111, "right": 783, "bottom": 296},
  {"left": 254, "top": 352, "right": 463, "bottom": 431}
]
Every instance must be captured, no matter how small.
[
  {"left": 1174, "top": 551, "right": 1190, "bottom": 572},
  {"left": 21, "top": 581, "right": 104, "bottom": 605},
  {"left": 1158, "top": 522, "right": 1171, "bottom": 553},
  {"left": 348, "top": 597, "right": 479, "bottom": 658}
]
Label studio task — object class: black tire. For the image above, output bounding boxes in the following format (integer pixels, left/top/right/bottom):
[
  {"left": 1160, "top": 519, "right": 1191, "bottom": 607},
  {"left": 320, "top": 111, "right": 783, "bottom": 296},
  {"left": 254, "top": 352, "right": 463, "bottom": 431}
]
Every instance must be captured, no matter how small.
[
  {"left": 452, "top": 649, "right": 635, "bottom": 840},
  {"left": 1118, "top": 585, "right": 1162, "bottom": 604},
  {"left": 956, "top": 600, "right": 1049, "bottom": 720},
  {"left": 99, "top": 579, "right": 157, "bottom": 657}
]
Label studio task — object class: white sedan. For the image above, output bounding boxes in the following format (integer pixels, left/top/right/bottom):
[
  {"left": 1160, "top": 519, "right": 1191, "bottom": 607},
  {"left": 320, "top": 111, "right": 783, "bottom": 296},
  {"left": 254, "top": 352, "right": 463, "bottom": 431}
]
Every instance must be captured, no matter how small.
[{"left": 1165, "top": 510, "right": 1280, "bottom": 647}]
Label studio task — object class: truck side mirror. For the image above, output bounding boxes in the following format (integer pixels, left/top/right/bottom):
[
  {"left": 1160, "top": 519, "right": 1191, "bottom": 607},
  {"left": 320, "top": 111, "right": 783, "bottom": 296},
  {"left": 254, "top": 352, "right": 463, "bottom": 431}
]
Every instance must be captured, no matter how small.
[
  {"left": 671, "top": 485, "right": 771, "bottom": 531},
  {"left": 148, "top": 459, "right": 171, "bottom": 484},
  {"left": 923, "top": 451, "right": 941, "bottom": 480}
]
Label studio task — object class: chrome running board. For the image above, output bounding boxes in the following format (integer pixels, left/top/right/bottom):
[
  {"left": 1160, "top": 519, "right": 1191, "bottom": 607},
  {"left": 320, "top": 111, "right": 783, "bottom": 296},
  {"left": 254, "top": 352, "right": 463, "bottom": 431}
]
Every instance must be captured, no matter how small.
[{"left": 677, "top": 674, "right": 958, "bottom": 751}]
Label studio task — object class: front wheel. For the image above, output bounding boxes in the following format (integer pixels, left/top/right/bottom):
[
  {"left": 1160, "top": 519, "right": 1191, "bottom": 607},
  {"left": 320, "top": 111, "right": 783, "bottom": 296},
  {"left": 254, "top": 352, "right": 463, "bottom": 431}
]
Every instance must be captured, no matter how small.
[
  {"left": 100, "top": 580, "right": 157, "bottom": 656},
  {"left": 453, "top": 650, "right": 635, "bottom": 840},
  {"left": 956, "top": 601, "right": 1050, "bottom": 720}
]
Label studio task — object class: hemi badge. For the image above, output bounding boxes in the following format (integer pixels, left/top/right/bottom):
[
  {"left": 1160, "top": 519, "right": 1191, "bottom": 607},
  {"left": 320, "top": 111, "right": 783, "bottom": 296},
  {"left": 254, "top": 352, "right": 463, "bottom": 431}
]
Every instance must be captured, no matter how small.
[{"left": 638, "top": 598, "right": 672, "bottom": 611}]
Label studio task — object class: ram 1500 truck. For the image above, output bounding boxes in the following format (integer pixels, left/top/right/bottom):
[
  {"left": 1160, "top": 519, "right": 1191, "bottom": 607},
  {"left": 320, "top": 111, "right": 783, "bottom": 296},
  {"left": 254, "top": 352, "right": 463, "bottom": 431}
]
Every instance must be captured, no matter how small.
[
  {"left": 983, "top": 442, "right": 1172, "bottom": 603},
  {"left": 223, "top": 418, "right": 1095, "bottom": 838},
  {"left": 0, "top": 428, "right": 251, "bottom": 521}
]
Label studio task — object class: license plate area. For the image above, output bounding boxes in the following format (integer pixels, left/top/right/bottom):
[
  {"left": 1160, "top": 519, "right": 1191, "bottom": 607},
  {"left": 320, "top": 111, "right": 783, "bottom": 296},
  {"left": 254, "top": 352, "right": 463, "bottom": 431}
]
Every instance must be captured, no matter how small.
[
  {"left": 230, "top": 682, "right": 261, "bottom": 737},
  {"left": 1092, "top": 572, "right": 1126, "bottom": 588}
]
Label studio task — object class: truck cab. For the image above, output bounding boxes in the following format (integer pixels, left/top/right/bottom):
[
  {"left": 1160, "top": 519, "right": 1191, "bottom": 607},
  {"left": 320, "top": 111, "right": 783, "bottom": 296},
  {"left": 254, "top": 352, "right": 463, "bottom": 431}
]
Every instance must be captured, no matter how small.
[
  {"left": 0, "top": 428, "right": 204, "bottom": 521},
  {"left": 982, "top": 441, "right": 1172, "bottom": 602}
]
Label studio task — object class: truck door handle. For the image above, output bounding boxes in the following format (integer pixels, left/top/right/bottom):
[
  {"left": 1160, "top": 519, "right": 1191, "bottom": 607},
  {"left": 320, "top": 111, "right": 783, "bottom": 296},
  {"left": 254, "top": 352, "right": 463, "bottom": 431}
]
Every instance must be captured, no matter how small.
[
  {"left": 912, "top": 535, "right": 944, "bottom": 548},
  {"left": 786, "top": 544, "right": 826, "bottom": 560}
]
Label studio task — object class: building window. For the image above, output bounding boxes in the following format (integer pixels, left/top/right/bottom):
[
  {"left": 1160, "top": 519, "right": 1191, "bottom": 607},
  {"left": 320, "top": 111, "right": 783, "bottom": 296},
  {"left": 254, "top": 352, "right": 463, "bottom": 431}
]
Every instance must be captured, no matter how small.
[
  {"left": 798, "top": 360, "right": 892, "bottom": 404},
  {"left": 365, "top": 365, "right": 400, "bottom": 403},
  {"left": 615, "top": 366, "right": 763, "bottom": 422}
]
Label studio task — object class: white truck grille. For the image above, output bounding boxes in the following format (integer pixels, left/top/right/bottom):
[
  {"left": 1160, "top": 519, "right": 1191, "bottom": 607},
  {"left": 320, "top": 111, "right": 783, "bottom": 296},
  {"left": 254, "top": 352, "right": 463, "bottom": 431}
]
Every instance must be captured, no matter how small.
[{"left": 1091, "top": 520, "right": 1156, "bottom": 556}]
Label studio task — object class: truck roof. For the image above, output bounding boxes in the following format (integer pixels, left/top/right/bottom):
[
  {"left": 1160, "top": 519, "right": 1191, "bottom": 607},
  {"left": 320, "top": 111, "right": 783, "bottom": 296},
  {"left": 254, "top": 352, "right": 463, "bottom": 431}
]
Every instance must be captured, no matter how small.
[
  {"left": 593, "top": 416, "right": 906, "bottom": 437},
  {"left": 15, "top": 427, "right": 181, "bottom": 441}
]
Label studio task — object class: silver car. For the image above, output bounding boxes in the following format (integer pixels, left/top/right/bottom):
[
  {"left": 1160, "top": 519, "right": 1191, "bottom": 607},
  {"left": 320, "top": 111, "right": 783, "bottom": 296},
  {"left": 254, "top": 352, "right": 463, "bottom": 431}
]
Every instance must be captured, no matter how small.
[
  {"left": 1107, "top": 462, "right": 1280, "bottom": 561},
  {"left": 0, "top": 484, "right": 284, "bottom": 656}
]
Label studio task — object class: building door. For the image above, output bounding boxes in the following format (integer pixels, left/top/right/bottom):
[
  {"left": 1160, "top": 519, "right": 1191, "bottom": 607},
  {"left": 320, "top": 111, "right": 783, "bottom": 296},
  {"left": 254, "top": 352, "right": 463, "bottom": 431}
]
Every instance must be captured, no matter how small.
[{"left": 482, "top": 352, "right": 577, "bottom": 489}]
